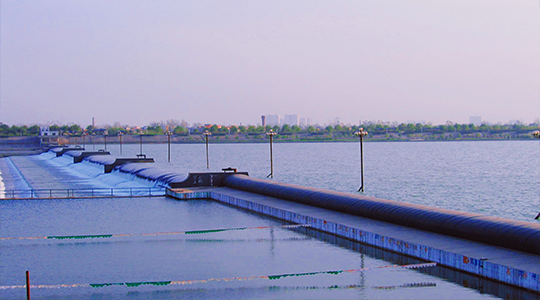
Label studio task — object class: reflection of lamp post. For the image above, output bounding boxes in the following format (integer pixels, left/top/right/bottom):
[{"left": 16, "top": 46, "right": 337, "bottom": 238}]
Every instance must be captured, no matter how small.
[
  {"left": 266, "top": 129, "right": 277, "bottom": 178},
  {"left": 118, "top": 132, "right": 124, "bottom": 155},
  {"left": 166, "top": 131, "right": 173, "bottom": 162},
  {"left": 203, "top": 130, "right": 212, "bottom": 169},
  {"left": 355, "top": 128, "right": 368, "bottom": 192}
]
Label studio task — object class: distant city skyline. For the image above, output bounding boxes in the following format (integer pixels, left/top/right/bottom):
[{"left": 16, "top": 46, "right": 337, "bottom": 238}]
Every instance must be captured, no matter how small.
[
  {"left": 1, "top": 1, "right": 538, "bottom": 127},
  {"left": 2, "top": 114, "right": 538, "bottom": 129}
]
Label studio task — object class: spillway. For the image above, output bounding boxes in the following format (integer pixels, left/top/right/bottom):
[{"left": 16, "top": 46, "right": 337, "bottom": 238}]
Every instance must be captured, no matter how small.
[{"left": 3, "top": 148, "right": 540, "bottom": 293}]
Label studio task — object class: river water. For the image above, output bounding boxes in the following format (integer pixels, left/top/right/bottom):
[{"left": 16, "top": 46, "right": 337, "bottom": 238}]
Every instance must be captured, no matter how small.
[
  {"left": 101, "top": 140, "right": 540, "bottom": 223},
  {"left": 1, "top": 140, "right": 539, "bottom": 299}
]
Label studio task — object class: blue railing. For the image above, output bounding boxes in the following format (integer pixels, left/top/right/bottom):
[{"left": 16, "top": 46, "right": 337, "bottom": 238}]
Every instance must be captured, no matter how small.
[{"left": 0, "top": 187, "right": 166, "bottom": 199}]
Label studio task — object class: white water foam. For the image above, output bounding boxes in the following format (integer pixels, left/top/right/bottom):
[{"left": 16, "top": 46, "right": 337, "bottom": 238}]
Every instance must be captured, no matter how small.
[
  {"left": 0, "top": 168, "right": 5, "bottom": 193},
  {"left": 4, "top": 157, "right": 32, "bottom": 190},
  {"left": 33, "top": 152, "right": 159, "bottom": 192}
]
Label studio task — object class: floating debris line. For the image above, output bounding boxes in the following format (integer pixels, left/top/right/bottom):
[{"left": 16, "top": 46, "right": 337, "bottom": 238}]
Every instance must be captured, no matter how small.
[
  {"left": 0, "top": 224, "right": 311, "bottom": 241},
  {"left": 0, "top": 263, "right": 437, "bottom": 290}
]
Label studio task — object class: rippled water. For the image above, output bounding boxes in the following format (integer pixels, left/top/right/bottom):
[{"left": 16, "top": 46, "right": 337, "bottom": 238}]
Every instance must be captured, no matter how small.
[{"left": 97, "top": 140, "right": 540, "bottom": 222}]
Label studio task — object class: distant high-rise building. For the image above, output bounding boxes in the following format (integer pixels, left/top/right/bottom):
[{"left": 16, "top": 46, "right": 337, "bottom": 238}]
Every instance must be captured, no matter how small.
[
  {"left": 266, "top": 114, "right": 280, "bottom": 126},
  {"left": 299, "top": 118, "right": 306, "bottom": 128},
  {"left": 306, "top": 118, "right": 313, "bottom": 127},
  {"left": 283, "top": 114, "right": 298, "bottom": 126},
  {"left": 261, "top": 115, "right": 266, "bottom": 127},
  {"left": 470, "top": 116, "right": 482, "bottom": 126}
]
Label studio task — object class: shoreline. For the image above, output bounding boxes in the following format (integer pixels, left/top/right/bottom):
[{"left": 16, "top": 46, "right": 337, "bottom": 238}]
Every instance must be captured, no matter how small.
[
  {"left": 0, "top": 138, "right": 536, "bottom": 157},
  {"left": 64, "top": 137, "right": 540, "bottom": 145}
]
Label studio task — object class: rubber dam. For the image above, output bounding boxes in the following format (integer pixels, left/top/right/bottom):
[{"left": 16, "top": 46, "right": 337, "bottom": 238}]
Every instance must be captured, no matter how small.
[{"left": 2, "top": 147, "right": 540, "bottom": 296}]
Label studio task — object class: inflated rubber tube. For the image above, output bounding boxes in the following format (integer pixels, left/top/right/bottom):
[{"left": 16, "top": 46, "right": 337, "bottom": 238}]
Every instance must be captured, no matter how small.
[
  {"left": 398, "top": 206, "right": 436, "bottom": 226},
  {"left": 340, "top": 198, "right": 362, "bottom": 213},
  {"left": 452, "top": 218, "right": 499, "bottom": 245},
  {"left": 416, "top": 211, "right": 450, "bottom": 229},
  {"left": 472, "top": 219, "right": 500, "bottom": 240},
  {"left": 65, "top": 150, "right": 83, "bottom": 157},
  {"left": 387, "top": 206, "right": 419, "bottom": 224},
  {"left": 222, "top": 174, "right": 540, "bottom": 255},
  {"left": 525, "top": 232, "right": 540, "bottom": 251},
  {"left": 516, "top": 228, "right": 540, "bottom": 246},
  {"left": 85, "top": 155, "right": 116, "bottom": 165}
]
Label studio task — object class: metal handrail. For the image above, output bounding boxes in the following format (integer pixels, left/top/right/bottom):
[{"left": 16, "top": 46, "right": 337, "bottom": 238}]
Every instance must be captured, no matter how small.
[{"left": 0, "top": 187, "right": 166, "bottom": 199}]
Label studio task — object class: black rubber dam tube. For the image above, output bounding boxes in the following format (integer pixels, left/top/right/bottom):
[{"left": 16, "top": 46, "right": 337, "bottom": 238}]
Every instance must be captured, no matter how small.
[{"left": 222, "top": 174, "right": 540, "bottom": 255}]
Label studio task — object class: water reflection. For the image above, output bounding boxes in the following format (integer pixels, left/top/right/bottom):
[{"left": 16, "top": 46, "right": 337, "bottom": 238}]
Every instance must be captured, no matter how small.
[{"left": 290, "top": 226, "right": 540, "bottom": 300}]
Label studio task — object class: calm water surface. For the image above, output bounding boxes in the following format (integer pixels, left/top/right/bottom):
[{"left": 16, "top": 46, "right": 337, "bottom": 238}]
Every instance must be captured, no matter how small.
[
  {"left": 103, "top": 140, "right": 540, "bottom": 222},
  {"left": 1, "top": 197, "right": 502, "bottom": 299},
  {"left": 1, "top": 140, "right": 538, "bottom": 299}
]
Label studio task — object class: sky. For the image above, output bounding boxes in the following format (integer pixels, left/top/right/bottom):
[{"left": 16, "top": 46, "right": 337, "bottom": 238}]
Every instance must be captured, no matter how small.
[{"left": 1, "top": 0, "right": 539, "bottom": 127}]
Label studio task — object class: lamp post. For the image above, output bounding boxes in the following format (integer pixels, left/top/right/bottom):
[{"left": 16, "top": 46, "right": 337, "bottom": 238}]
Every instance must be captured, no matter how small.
[
  {"left": 82, "top": 133, "right": 86, "bottom": 148},
  {"left": 166, "top": 131, "right": 173, "bottom": 162},
  {"left": 266, "top": 129, "right": 277, "bottom": 178},
  {"left": 118, "top": 132, "right": 123, "bottom": 155},
  {"left": 355, "top": 127, "right": 368, "bottom": 192},
  {"left": 203, "top": 130, "right": 212, "bottom": 169},
  {"left": 92, "top": 132, "right": 96, "bottom": 150},
  {"left": 103, "top": 134, "right": 107, "bottom": 151},
  {"left": 139, "top": 133, "right": 143, "bottom": 156},
  {"left": 533, "top": 130, "right": 540, "bottom": 220}
]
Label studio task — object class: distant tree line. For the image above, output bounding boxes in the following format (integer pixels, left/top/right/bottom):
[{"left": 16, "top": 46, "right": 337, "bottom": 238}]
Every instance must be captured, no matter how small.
[
  {"left": 195, "top": 123, "right": 539, "bottom": 136},
  {"left": 1, "top": 122, "right": 538, "bottom": 138}
]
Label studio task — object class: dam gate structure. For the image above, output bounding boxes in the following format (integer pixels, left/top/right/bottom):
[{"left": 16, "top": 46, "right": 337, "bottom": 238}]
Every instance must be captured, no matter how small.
[{"left": 3, "top": 149, "right": 540, "bottom": 295}]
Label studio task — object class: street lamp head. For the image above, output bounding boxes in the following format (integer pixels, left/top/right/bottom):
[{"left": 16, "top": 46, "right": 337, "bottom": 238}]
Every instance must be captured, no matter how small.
[
  {"left": 355, "top": 128, "right": 368, "bottom": 137},
  {"left": 203, "top": 130, "right": 212, "bottom": 136},
  {"left": 533, "top": 130, "right": 540, "bottom": 138},
  {"left": 266, "top": 129, "right": 277, "bottom": 136}
]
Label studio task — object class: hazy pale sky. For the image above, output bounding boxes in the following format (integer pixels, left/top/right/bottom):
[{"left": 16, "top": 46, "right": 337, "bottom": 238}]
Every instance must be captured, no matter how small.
[{"left": 1, "top": 0, "right": 539, "bottom": 127}]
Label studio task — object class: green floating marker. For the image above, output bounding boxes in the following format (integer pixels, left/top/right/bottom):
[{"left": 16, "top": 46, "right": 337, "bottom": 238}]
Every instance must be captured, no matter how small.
[
  {"left": 48, "top": 234, "right": 113, "bottom": 240},
  {"left": 90, "top": 283, "right": 123, "bottom": 288},
  {"left": 126, "top": 281, "right": 172, "bottom": 287},
  {"left": 90, "top": 281, "right": 171, "bottom": 288},
  {"left": 185, "top": 229, "right": 228, "bottom": 235},
  {"left": 326, "top": 271, "right": 343, "bottom": 275},
  {"left": 268, "top": 270, "right": 343, "bottom": 280}
]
